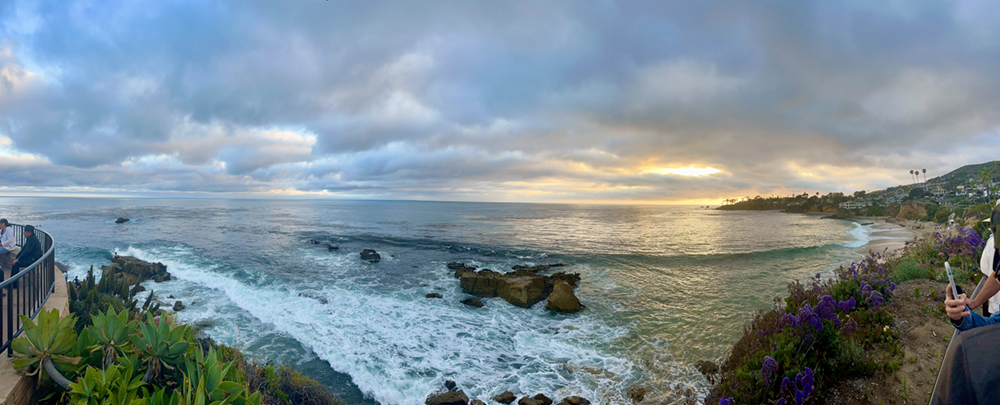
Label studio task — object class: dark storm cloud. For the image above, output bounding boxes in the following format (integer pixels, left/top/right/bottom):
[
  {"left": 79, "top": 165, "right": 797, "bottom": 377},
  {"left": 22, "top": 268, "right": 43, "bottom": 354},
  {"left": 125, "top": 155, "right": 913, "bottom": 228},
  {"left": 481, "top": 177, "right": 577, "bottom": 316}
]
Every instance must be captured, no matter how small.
[{"left": 1, "top": 0, "right": 999, "bottom": 201}]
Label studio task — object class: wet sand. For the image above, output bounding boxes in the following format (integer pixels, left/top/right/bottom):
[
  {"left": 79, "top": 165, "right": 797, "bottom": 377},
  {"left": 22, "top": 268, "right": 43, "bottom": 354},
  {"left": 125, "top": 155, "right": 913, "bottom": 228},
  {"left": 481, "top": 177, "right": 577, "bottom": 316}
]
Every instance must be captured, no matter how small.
[{"left": 858, "top": 220, "right": 917, "bottom": 255}]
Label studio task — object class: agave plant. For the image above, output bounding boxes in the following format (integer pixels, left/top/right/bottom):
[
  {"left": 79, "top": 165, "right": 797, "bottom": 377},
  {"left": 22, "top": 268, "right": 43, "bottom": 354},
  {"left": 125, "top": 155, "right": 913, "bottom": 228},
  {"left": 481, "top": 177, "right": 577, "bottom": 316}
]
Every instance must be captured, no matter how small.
[
  {"left": 181, "top": 347, "right": 261, "bottom": 405},
  {"left": 11, "top": 308, "right": 82, "bottom": 390},
  {"left": 131, "top": 312, "right": 193, "bottom": 383},
  {"left": 85, "top": 307, "right": 138, "bottom": 369},
  {"left": 68, "top": 356, "right": 145, "bottom": 405}
]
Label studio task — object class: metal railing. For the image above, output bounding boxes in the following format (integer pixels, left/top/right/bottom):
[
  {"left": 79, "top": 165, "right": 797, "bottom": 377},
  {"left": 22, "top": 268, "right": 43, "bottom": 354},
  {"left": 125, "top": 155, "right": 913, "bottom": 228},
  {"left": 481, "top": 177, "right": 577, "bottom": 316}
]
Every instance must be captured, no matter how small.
[{"left": 0, "top": 224, "right": 56, "bottom": 355}]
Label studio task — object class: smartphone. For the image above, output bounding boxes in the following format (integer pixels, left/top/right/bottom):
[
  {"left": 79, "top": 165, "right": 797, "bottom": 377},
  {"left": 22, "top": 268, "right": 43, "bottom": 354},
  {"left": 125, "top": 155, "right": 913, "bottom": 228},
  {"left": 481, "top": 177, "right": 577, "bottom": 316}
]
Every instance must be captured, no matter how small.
[{"left": 945, "top": 262, "right": 959, "bottom": 299}]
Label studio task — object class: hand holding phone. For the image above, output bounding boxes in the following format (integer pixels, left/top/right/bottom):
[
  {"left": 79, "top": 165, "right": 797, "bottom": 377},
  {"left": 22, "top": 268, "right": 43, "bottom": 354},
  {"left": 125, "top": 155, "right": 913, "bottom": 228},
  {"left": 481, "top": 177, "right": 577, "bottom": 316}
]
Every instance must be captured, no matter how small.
[{"left": 946, "top": 262, "right": 959, "bottom": 299}]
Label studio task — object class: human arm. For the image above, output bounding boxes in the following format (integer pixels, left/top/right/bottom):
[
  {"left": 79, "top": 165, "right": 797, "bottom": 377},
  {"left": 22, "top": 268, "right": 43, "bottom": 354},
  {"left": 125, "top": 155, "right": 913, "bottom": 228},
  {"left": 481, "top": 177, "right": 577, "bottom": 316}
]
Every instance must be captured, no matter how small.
[
  {"left": 967, "top": 271, "right": 1000, "bottom": 310},
  {"left": 945, "top": 284, "right": 971, "bottom": 321}
]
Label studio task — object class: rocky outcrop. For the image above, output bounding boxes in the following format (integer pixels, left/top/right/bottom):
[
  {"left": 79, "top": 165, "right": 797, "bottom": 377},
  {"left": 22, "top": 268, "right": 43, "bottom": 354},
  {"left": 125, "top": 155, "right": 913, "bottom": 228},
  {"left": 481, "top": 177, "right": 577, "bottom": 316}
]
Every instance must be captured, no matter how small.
[
  {"left": 460, "top": 298, "right": 484, "bottom": 308},
  {"left": 115, "top": 217, "right": 130, "bottom": 224},
  {"left": 696, "top": 360, "right": 720, "bottom": 383},
  {"left": 426, "top": 293, "right": 443, "bottom": 299},
  {"left": 102, "top": 256, "right": 171, "bottom": 285},
  {"left": 511, "top": 263, "right": 565, "bottom": 272},
  {"left": 470, "top": 401, "right": 485, "bottom": 405},
  {"left": 546, "top": 280, "right": 583, "bottom": 313},
  {"left": 557, "top": 397, "right": 591, "bottom": 405},
  {"left": 532, "top": 394, "right": 553, "bottom": 405},
  {"left": 173, "top": 300, "right": 185, "bottom": 312},
  {"left": 518, "top": 398, "right": 540, "bottom": 405},
  {"left": 425, "top": 390, "right": 469, "bottom": 405},
  {"left": 493, "top": 392, "right": 516, "bottom": 404},
  {"left": 360, "top": 249, "right": 381, "bottom": 263},
  {"left": 448, "top": 262, "right": 477, "bottom": 272},
  {"left": 453, "top": 264, "right": 583, "bottom": 310}
]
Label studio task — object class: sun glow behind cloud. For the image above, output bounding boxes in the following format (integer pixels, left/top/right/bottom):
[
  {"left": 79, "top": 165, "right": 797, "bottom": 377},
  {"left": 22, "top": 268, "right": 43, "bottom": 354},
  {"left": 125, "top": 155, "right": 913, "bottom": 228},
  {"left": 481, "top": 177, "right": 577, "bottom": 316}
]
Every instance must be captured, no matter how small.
[{"left": 645, "top": 166, "right": 722, "bottom": 177}]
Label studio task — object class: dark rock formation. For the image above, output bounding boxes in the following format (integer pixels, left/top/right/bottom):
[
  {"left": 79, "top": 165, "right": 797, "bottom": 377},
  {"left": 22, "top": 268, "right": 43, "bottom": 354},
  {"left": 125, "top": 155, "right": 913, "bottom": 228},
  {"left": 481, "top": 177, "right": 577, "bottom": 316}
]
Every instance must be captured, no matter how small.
[
  {"left": 426, "top": 293, "right": 443, "bottom": 299},
  {"left": 115, "top": 217, "right": 130, "bottom": 224},
  {"left": 444, "top": 380, "right": 457, "bottom": 391},
  {"left": 309, "top": 240, "right": 321, "bottom": 244},
  {"left": 454, "top": 268, "right": 583, "bottom": 310},
  {"left": 546, "top": 280, "right": 583, "bottom": 313},
  {"left": 493, "top": 392, "right": 516, "bottom": 404},
  {"left": 360, "top": 249, "right": 381, "bottom": 263},
  {"left": 627, "top": 386, "right": 646, "bottom": 403},
  {"left": 173, "top": 300, "right": 185, "bottom": 312},
  {"left": 550, "top": 272, "right": 581, "bottom": 288},
  {"left": 426, "top": 390, "right": 469, "bottom": 405},
  {"left": 102, "top": 256, "right": 170, "bottom": 285},
  {"left": 533, "top": 394, "right": 553, "bottom": 405},
  {"left": 326, "top": 244, "right": 339, "bottom": 251},
  {"left": 460, "top": 298, "right": 484, "bottom": 308},
  {"left": 510, "top": 263, "right": 565, "bottom": 272},
  {"left": 557, "top": 397, "right": 591, "bottom": 405},
  {"left": 517, "top": 398, "right": 540, "bottom": 405},
  {"left": 696, "top": 360, "right": 720, "bottom": 383},
  {"left": 470, "top": 401, "right": 485, "bottom": 405},
  {"left": 448, "top": 262, "right": 477, "bottom": 272}
]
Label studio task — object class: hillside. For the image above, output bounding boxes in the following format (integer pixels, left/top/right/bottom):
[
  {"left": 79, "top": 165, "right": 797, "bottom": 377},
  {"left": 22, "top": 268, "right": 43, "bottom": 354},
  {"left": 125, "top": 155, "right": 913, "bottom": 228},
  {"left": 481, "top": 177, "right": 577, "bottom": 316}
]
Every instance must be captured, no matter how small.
[{"left": 928, "top": 160, "right": 1000, "bottom": 190}]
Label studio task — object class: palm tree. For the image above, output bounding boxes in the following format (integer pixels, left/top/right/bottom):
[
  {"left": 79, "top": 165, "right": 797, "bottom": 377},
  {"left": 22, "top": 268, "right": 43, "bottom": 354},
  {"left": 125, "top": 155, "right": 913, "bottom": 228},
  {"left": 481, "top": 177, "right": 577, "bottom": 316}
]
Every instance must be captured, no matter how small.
[
  {"left": 922, "top": 168, "right": 927, "bottom": 183},
  {"left": 909, "top": 170, "right": 914, "bottom": 184}
]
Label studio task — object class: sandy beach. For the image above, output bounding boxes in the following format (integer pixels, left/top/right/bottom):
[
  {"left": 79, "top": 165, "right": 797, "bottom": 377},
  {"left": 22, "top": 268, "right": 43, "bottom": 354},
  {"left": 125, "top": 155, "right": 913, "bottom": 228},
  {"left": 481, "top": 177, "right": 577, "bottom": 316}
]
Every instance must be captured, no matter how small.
[{"left": 858, "top": 217, "right": 965, "bottom": 256}]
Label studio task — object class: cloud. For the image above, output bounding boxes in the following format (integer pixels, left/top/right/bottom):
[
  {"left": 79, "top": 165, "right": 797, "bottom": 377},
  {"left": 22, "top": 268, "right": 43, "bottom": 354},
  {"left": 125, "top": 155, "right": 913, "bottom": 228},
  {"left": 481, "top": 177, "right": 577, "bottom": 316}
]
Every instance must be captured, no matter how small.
[{"left": 0, "top": 0, "right": 998, "bottom": 202}]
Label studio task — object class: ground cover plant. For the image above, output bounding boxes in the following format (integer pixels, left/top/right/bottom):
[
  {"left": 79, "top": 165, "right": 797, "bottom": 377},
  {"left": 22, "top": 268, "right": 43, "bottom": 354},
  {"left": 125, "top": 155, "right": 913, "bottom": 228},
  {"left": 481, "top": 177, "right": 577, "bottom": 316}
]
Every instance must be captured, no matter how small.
[{"left": 710, "top": 226, "right": 989, "bottom": 404}]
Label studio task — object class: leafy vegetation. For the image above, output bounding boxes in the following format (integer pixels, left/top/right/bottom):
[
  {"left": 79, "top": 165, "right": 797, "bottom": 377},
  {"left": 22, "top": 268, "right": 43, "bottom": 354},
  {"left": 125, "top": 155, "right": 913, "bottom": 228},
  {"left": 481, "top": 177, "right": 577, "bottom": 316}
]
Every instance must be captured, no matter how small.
[
  {"left": 15, "top": 260, "right": 340, "bottom": 405},
  {"left": 710, "top": 223, "right": 989, "bottom": 404}
]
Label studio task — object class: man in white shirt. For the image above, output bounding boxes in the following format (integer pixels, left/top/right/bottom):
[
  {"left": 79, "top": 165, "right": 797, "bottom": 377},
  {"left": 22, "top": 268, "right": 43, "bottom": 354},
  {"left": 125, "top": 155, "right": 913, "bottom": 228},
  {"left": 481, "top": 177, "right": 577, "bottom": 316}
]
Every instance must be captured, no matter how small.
[{"left": 0, "top": 219, "right": 12, "bottom": 255}]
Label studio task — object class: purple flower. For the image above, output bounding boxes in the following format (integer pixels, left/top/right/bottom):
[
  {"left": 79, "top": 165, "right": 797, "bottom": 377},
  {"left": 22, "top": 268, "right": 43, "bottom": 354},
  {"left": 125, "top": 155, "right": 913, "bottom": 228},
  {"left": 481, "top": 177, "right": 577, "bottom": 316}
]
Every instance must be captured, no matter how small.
[
  {"left": 775, "top": 399, "right": 786, "bottom": 405},
  {"left": 794, "top": 390, "right": 805, "bottom": 405},
  {"left": 837, "top": 297, "right": 856, "bottom": 313},
  {"left": 815, "top": 295, "right": 837, "bottom": 321},
  {"left": 762, "top": 356, "right": 778, "bottom": 386},
  {"left": 869, "top": 291, "right": 885, "bottom": 307},
  {"left": 719, "top": 397, "right": 735, "bottom": 405},
  {"left": 781, "top": 376, "right": 792, "bottom": 393},
  {"left": 783, "top": 313, "right": 798, "bottom": 327}
]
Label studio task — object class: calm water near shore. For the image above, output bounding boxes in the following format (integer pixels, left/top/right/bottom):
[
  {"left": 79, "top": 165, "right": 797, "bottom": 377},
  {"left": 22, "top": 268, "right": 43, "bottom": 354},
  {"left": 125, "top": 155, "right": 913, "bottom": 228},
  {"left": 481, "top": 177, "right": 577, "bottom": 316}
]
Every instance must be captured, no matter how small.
[{"left": 0, "top": 198, "right": 887, "bottom": 404}]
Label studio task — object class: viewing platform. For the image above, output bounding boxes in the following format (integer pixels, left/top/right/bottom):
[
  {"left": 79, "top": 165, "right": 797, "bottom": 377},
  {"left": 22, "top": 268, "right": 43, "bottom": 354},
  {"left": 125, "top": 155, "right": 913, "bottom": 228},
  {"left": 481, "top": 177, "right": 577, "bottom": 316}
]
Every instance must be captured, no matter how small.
[{"left": 0, "top": 224, "right": 68, "bottom": 405}]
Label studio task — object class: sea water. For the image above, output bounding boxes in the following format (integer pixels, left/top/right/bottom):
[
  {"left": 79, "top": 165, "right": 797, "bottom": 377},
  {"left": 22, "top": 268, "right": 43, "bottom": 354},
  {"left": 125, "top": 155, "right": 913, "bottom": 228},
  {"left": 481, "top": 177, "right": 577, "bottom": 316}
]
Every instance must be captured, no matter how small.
[{"left": 0, "top": 198, "right": 876, "bottom": 404}]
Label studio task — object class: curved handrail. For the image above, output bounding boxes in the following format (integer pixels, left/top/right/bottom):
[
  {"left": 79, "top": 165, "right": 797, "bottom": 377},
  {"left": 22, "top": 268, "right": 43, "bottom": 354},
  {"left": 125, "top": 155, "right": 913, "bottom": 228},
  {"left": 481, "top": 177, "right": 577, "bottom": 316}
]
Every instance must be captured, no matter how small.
[{"left": 0, "top": 224, "right": 57, "bottom": 355}]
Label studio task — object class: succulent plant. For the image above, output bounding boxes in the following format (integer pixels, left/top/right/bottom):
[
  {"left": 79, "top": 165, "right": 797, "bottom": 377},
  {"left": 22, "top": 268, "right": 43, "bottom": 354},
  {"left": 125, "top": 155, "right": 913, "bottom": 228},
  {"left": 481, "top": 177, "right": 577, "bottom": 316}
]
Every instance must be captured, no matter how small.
[
  {"left": 131, "top": 312, "right": 193, "bottom": 383},
  {"left": 181, "top": 347, "right": 261, "bottom": 405},
  {"left": 84, "top": 307, "right": 139, "bottom": 369},
  {"left": 11, "top": 308, "right": 82, "bottom": 391},
  {"left": 68, "top": 356, "right": 145, "bottom": 405}
]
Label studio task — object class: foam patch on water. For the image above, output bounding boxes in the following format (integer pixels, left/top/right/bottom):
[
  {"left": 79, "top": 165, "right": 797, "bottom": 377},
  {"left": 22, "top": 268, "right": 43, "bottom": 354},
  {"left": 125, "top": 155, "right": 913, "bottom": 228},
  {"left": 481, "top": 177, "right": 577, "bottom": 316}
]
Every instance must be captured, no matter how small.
[
  {"left": 120, "top": 245, "right": 640, "bottom": 405},
  {"left": 841, "top": 222, "right": 872, "bottom": 248}
]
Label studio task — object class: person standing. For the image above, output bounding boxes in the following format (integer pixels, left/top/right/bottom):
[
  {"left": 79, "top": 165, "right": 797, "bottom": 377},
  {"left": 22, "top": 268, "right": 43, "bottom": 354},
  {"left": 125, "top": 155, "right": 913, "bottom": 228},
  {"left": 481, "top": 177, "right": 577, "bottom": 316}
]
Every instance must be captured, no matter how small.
[{"left": 10, "top": 225, "right": 41, "bottom": 287}]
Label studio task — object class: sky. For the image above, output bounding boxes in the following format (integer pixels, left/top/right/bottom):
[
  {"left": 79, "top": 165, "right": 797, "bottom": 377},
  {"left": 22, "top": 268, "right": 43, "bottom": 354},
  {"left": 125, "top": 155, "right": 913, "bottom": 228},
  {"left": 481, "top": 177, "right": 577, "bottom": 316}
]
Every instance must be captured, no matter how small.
[{"left": 1, "top": 0, "right": 999, "bottom": 204}]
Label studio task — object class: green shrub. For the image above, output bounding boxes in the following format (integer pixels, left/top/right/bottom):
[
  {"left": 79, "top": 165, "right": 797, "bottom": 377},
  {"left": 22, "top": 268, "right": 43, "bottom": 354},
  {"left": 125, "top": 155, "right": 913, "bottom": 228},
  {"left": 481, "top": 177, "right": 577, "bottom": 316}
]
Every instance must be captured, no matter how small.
[{"left": 891, "top": 261, "right": 933, "bottom": 283}]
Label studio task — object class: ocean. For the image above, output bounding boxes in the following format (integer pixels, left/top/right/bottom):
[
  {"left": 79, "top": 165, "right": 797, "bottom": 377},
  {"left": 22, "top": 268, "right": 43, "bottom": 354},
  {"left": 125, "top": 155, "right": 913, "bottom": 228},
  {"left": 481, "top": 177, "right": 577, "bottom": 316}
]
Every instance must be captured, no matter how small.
[{"left": 0, "top": 198, "right": 879, "bottom": 404}]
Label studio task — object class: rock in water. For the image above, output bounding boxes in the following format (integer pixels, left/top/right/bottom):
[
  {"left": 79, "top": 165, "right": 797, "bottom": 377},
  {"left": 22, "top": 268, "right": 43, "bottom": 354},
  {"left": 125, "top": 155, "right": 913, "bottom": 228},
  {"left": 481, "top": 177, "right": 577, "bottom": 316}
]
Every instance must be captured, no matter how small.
[
  {"left": 444, "top": 380, "right": 457, "bottom": 391},
  {"left": 533, "top": 394, "right": 553, "bottom": 405},
  {"left": 426, "top": 293, "right": 443, "bottom": 299},
  {"left": 546, "top": 280, "right": 583, "bottom": 313},
  {"left": 470, "top": 401, "right": 485, "bottom": 405},
  {"left": 517, "top": 398, "right": 540, "bottom": 405},
  {"left": 559, "top": 397, "right": 590, "bottom": 405},
  {"left": 498, "top": 274, "right": 549, "bottom": 308},
  {"left": 460, "top": 298, "right": 484, "bottom": 308},
  {"left": 360, "top": 249, "right": 381, "bottom": 263},
  {"left": 173, "top": 301, "right": 185, "bottom": 312},
  {"left": 115, "top": 217, "right": 130, "bottom": 224},
  {"left": 103, "top": 256, "right": 171, "bottom": 285},
  {"left": 326, "top": 244, "right": 340, "bottom": 251},
  {"left": 425, "top": 390, "right": 469, "bottom": 405},
  {"left": 627, "top": 386, "right": 646, "bottom": 403},
  {"left": 493, "top": 392, "right": 517, "bottom": 404}
]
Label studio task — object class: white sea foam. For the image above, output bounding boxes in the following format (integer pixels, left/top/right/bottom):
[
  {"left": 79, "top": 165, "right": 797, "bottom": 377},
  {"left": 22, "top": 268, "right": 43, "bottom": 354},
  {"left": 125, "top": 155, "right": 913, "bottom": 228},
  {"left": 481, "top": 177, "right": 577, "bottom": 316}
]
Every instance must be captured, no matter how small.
[
  {"left": 841, "top": 222, "right": 872, "bottom": 248},
  {"left": 119, "top": 245, "right": 639, "bottom": 405}
]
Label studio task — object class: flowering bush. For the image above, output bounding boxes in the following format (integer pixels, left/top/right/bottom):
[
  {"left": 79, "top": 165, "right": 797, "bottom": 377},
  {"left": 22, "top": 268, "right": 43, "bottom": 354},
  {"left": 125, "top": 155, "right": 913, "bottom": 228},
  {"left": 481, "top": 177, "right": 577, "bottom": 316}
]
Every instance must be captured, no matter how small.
[{"left": 710, "top": 250, "right": 901, "bottom": 404}]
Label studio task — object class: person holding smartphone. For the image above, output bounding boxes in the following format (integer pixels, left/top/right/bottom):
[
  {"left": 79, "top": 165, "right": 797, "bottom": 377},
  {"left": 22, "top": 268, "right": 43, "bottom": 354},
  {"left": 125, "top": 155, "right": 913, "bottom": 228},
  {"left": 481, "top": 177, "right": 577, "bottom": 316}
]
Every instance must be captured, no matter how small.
[{"left": 944, "top": 201, "right": 1000, "bottom": 330}]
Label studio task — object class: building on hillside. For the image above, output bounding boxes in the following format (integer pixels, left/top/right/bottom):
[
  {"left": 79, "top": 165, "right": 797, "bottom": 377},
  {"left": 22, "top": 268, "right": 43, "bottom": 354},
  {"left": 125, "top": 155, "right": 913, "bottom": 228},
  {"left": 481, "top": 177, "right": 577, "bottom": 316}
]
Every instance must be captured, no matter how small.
[{"left": 839, "top": 201, "right": 869, "bottom": 210}]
